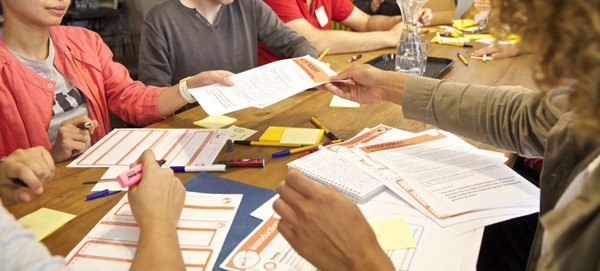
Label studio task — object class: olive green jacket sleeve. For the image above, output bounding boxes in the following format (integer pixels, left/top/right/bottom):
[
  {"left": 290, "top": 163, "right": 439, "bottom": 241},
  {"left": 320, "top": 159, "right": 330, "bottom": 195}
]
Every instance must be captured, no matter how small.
[{"left": 400, "top": 75, "right": 600, "bottom": 270}]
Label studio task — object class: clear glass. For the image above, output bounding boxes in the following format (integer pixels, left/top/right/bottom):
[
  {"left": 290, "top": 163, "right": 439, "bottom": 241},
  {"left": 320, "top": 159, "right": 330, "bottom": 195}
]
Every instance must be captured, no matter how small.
[{"left": 395, "top": 0, "right": 426, "bottom": 76}]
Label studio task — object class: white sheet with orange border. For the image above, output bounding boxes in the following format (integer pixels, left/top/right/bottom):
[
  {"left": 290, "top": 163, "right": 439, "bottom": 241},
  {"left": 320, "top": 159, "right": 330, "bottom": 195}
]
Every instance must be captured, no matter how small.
[
  {"left": 68, "top": 128, "right": 230, "bottom": 168},
  {"left": 353, "top": 129, "right": 539, "bottom": 231},
  {"left": 65, "top": 192, "right": 242, "bottom": 271}
]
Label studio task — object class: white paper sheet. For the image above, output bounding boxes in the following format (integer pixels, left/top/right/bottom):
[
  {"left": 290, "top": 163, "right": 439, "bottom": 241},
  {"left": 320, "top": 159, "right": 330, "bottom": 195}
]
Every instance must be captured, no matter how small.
[
  {"left": 66, "top": 192, "right": 242, "bottom": 271},
  {"left": 68, "top": 128, "right": 230, "bottom": 168},
  {"left": 190, "top": 56, "right": 336, "bottom": 116}
]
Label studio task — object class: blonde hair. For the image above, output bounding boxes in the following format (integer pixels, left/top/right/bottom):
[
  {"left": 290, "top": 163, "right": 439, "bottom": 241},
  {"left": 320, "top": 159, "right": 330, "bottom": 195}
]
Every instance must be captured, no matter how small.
[{"left": 491, "top": 0, "right": 600, "bottom": 140}]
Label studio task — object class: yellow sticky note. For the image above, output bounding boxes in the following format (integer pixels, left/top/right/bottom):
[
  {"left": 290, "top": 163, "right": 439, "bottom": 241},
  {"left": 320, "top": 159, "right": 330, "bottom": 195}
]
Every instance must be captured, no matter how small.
[
  {"left": 279, "top": 128, "right": 324, "bottom": 145},
  {"left": 329, "top": 95, "right": 360, "bottom": 108},
  {"left": 259, "top": 126, "right": 287, "bottom": 142},
  {"left": 193, "top": 115, "right": 237, "bottom": 128},
  {"left": 369, "top": 217, "right": 416, "bottom": 250},
  {"left": 18, "top": 208, "right": 76, "bottom": 241}
]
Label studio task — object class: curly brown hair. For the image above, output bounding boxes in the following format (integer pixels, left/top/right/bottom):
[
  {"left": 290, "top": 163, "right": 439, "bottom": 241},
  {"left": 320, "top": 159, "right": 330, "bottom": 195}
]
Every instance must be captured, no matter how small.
[{"left": 490, "top": 0, "right": 600, "bottom": 141}]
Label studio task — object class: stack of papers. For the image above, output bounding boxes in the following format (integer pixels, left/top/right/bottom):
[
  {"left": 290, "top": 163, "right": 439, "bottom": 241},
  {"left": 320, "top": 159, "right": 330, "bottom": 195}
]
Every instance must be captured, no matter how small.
[{"left": 289, "top": 125, "right": 539, "bottom": 234}]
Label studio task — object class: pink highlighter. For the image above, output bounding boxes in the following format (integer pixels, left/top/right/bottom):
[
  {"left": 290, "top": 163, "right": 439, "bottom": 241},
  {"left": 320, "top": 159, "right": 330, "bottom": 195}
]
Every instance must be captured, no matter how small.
[{"left": 116, "top": 159, "right": 166, "bottom": 188}]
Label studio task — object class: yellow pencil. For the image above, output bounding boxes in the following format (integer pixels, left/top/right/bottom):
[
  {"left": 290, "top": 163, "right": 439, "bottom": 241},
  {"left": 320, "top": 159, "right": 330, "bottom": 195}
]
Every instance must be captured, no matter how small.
[
  {"left": 317, "top": 48, "right": 330, "bottom": 61},
  {"left": 457, "top": 52, "right": 469, "bottom": 66}
]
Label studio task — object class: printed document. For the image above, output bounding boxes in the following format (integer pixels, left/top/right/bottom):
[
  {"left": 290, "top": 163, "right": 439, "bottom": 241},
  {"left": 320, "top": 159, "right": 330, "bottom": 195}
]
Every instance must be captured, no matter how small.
[
  {"left": 68, "top": 128, "right": 230, "bottom": 168},
  {"left": 66, "top": 192, "right": 242, "bottom": 271},
  {"left": 189, "top": 56, "right": 336, "bottom": 116}
]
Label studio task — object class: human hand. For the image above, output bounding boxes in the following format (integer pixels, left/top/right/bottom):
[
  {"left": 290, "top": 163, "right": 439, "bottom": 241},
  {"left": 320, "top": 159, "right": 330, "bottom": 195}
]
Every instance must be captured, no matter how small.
[
  {"left": 418, "top": 8, "right": 433, "bottom": 26},
  {"left": 0, "top": 147, "right": 54, "bottom": 204},
  {"left": 273, "top": 169, "right": 393, "bottom": 271},
  {"left": 187, "top": 70, "right": 235, "bottom": 89},
  {"left": 127, "top": 150, "right": 185, "bottom": 229},
  {"left": 473, "top": 0, "right": 492, "bottom": 12},
  {"left": 319, "top": 64, "right": 406, "bottom": 105},
  {"left": 471, "top": 43, "right": 520, "bottom": 59},
  {"left": 50, "top": 115, "right": 98, "bottom": 162}
]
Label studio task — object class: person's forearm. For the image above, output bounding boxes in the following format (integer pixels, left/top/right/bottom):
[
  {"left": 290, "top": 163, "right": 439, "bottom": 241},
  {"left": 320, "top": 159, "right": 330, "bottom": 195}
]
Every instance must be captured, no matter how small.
[
  {"left": 381, "top": 70, "right": 408, "bottom": 106},
  {"left": 131, "top": 224, "right": 184, "bottom": 271},
  {"left": 309, "top": 30, "right": 397, "bottom": 54},
  {"left": 365, "top": 15, "right": 402, "bottom": 31},
  {"left": 157, "top": 86, "right": 189, "bottom": 116}
]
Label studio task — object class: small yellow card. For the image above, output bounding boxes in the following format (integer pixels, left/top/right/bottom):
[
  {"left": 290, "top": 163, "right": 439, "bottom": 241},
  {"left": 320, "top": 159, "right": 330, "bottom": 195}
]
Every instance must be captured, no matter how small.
[
  {"left": 18, "top": 208, "right": 76, "bottom": 241},
  {"left": 259, "top": 126, "right": 287, "bottom": 142},
  {"left": 369, "top": 217, "right": 416, "bottom": 250},
  {"left": 193, "top": 115, "right": 237, "bottom": 128}
]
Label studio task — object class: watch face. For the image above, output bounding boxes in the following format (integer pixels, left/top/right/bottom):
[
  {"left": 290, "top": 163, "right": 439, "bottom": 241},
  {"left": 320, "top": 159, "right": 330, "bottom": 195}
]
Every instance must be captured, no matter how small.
[{"left": 232, "top": 250, "right": 261, "bottom": 269}]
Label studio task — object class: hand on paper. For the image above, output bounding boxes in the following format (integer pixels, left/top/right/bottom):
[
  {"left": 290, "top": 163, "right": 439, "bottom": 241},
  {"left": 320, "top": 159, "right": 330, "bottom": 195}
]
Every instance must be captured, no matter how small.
[
  {"left": 187, "top": 70, "right": 235, "bottom": 89},
  {"left": 320, "top": 64, "right": 406, "bottom": 106},
  {"left": 0, "top": 147, "right": 54, "bottom": 204},
  {"left": 471, "top": 43, "right": 520, "bottom": 59},
  {"left": 128, "top": 150, "right": 185, "bottom": 271},
  {"left": 50, "top": 115, "right": 98, "bottom": 162},
  {"left": 273, "top": 168, "right": 393, "bottom": 271},
  {"left": 127, "top": 150, "right": 185, "bottom": 228}
]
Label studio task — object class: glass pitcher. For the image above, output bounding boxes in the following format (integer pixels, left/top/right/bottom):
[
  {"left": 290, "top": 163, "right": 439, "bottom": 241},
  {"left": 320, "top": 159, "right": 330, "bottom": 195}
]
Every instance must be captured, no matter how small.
[{"left": 395, "top": 0, "right": 426, "bottom": 75}]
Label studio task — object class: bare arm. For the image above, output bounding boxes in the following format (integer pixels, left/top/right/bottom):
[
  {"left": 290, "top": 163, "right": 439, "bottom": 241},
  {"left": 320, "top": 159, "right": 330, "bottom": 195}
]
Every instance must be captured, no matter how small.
[
  {"left": 156, "top": 70, "right": 234, "bottom": 116},
  {"left": 286, "top": 18, "right": 400, "bottom": 54}
]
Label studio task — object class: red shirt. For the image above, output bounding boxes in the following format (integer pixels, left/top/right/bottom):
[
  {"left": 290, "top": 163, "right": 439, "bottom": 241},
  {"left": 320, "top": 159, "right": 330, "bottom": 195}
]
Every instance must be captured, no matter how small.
[{"left": 258, "top": 0, "right": 355, "bottom": 65}]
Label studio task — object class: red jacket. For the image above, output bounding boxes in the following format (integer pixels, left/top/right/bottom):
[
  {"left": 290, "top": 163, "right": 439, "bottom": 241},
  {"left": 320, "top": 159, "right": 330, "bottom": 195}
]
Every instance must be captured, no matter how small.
[{"left": 0, "top": 26, "right": 166, "bottom": 156}]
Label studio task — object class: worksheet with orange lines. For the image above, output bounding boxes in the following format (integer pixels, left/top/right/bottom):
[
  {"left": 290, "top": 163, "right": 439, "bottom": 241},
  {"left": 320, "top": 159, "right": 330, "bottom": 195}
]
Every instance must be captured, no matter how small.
[
  {"left": 67, "top": 128, "right": 230, "bottom": 168},
  {"left": 66, "top": 192, "right": 242, "bottom": 271}
]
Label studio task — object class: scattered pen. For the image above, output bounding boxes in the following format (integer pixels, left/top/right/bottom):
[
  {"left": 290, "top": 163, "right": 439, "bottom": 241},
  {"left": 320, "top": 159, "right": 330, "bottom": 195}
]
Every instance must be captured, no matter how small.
[
  {"left": 233, "top": 140, "right": 304, "bottom": 148},
  {"left": 317, "top": 48, "right": 330, "bottom": 61},
  {"left": 76, "top": 121, "right": 92, "bottom": 129},
  {"left": 170, "top": 165, "right": 227, "bottom": 172},
  {"left": 272, "top": 144, "right": 320, "bottom": 158},
  {"left": 441, "top": 42, "right": 473, "bottom": 48},
  {"left": 83, "top": 178, "right": 117, "bottom": 184},
  {"left": 310, "top": 117, "right": 339, "bottom": 141},
  {"left": 470, "top": 55, "right": 494, "bottom": 61},
  {"left": 298, "top": 139, "right": 342, "bottom": 158},
  {"left": 457, "top": 52, "right": 469, "bottom": 66},
  {"left": 347, "top": 54, "right": 362, "bottom": 63},
  {"left": 85, "top": 189, "right": 122, "bottom": 201}
]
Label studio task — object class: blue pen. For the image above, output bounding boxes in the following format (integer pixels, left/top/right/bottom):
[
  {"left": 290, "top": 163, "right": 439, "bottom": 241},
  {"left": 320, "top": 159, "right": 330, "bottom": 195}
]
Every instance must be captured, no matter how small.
[
  {"left": 86, "top": 189, "right": 121, "bottom": 201},
  {"left": 271, "top": 144, "right": 320, "bottom": 158}
]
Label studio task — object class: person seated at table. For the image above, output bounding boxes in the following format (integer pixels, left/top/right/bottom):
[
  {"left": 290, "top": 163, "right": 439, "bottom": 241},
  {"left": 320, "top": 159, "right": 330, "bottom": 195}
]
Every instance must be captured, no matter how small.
[
  {"left": 354, "top": 0, "right": 400, "bottom": 16},
  {"left": 0, "top": 0, "right": 235, "bottom": 163},
  {"left": 138, "top": 0, "right": 317, "bottom": 89},
  {"left": 465, "top": 0, "right": 522, "bottom": 59},
  {"left": 273, "top": 0, "right": 600, "bottom": 269},
  {"left": 258, "top": 0, "right": 433, "bottom": 64},
  {"left": 0, "top": 148, "right": 186, "bottom": 270}
]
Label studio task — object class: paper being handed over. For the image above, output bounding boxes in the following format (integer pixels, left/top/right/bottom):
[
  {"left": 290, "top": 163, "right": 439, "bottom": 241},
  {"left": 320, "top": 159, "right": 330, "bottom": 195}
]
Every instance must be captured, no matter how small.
[{"left": 189, "top": 55, "right": 336, "bottom": 116}]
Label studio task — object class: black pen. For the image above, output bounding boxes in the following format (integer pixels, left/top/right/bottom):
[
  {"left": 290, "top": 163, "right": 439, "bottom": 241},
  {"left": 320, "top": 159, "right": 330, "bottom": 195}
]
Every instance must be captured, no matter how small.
[{"left": 310, "top": 117, "right": 339, "bottom": 141}]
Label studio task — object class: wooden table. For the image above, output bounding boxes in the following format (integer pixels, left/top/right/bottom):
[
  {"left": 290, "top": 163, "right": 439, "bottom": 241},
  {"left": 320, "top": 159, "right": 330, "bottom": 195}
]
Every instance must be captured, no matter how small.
[{"left": 5, "top": 40, "right": 537, "bottom": 257}]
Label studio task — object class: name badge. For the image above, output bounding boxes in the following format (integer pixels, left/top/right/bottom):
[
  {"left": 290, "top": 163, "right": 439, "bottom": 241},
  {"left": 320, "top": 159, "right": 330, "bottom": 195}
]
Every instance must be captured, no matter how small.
[{"left": 315, "top": 6, "right": 329, "bottom": 28}]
